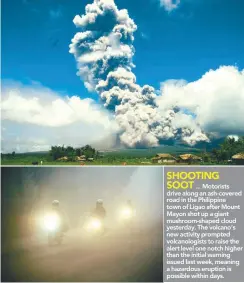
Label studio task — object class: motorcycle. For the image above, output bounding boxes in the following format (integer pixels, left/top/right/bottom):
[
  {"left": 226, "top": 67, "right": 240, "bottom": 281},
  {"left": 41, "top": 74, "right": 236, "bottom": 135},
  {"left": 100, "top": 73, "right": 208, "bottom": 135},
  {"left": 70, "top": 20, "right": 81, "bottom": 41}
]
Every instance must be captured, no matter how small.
[
  {"left": 119, "top": 206, "right": 136, "bottom": 229},
  {"left": 83, "top": 215, "right": 105, "bottom": 237},
  {"left": 43, "top": 212, "right": 64, "bottom": 245},
  {"left": 120, "top": 206, "right": 135, "bottom": 220}
]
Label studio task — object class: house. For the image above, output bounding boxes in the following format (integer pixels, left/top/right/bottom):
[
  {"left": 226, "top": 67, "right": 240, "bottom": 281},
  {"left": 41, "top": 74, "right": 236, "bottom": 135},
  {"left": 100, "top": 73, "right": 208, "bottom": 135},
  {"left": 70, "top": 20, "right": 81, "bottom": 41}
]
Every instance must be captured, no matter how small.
[
  {"left": 179, "top": 154, "right": 202, "bottom": 164},
  {"left": 152, "top": 154, "right": 177, "bottom": 164},
  {"left": 232, "top": 153, "right": 244, "bottom": 165},
  {"left": 76, "top": 156, "right": 86, "bottom": 162},
  {"left": 57, "top": 156, "right": 69, "bottom": 161}
]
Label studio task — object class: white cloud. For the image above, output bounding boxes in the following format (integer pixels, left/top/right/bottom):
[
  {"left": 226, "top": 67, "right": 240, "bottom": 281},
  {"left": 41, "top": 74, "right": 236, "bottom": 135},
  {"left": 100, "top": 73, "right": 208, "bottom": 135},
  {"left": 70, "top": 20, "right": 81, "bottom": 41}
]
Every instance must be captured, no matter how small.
[
  {"left": 160, "top": 0, "right": 181, "bottom": 12},
  {"left": 1, "top": 81, "right": 119, "bottom": 153},
  {"left": 1, "top": 120, "right": 118, "bottom": 153},
  {"left": 228, "top": 135, "right": 239, "bottom": 141},
  {"left": 158, "top": 66, "right": 244, "bottom": 137}
]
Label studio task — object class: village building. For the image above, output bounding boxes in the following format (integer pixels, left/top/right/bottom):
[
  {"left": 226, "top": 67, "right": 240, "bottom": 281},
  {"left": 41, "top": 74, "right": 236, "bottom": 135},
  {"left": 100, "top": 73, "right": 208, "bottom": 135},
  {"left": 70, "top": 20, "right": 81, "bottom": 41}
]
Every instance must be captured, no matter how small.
[
  {"left": 57, "top": 156, "right": 69, "bottom": 161},
  {"left": 178, "top": 154, "right": 202, "bottom": 164},
  {"left": 232, "top": 153, "right": 244, "bottom": 165},
  {"left": 76, "top": 155, "right": 86, "bottom": 162},
  {"left": 152, "top": 154, "right": 177, "bottom": 164}
]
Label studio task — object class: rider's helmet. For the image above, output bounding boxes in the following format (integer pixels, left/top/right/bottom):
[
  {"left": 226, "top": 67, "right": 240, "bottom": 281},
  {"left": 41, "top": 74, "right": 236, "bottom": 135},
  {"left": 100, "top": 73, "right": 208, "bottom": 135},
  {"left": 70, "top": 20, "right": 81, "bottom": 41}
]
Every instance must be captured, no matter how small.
[
  {"left": 52, "top": 200, "right": 60, "bottom": 209},
  {"left": 96, "top": 199, "right": 103, "bottom": 207},
  {"left": 97, "top": 199, "right": 103, "bottom": 205}
]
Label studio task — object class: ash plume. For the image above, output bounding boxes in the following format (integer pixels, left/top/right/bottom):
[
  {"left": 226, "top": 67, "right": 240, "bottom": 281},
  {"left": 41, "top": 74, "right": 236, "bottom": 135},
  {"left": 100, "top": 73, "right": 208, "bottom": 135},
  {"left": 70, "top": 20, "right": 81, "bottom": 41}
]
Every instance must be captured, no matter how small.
[{"left": 69, "top": 0, "right": 209, "bottom": 147}]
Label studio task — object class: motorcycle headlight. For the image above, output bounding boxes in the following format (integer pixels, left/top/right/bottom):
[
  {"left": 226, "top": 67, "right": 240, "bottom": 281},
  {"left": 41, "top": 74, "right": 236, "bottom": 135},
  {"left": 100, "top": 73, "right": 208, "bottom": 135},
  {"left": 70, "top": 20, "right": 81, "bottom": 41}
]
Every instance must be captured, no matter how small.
[
  {"left": 91, "top": 219, "right": 101, "bottom": 230},
  {"left": 121, "top": 208, "right": 132, "bottom": 219},
  {"left": 86, "top": 218, "right": 101, "bottom": 231},
  {"left": 43, "top": 213, "right": 60, "bottom": 231}
]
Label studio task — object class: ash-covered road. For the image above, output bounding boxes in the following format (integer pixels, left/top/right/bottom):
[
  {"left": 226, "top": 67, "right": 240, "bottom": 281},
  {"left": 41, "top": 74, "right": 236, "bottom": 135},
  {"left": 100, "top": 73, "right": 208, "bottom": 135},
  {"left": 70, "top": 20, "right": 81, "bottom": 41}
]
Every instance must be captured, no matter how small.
[{"left": 2, "top": 226, "right": 163, "bottom": 282}]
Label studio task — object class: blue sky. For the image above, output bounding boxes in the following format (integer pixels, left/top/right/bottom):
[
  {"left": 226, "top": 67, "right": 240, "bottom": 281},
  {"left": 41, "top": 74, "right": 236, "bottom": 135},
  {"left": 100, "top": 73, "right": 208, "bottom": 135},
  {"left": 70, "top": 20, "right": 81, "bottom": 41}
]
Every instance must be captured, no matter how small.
[
  {"left": 1, "top": 0, "right": 244, "bottom": 152},
  {"left": 2, "top": 0, "right": 244, "bottom": 99}
]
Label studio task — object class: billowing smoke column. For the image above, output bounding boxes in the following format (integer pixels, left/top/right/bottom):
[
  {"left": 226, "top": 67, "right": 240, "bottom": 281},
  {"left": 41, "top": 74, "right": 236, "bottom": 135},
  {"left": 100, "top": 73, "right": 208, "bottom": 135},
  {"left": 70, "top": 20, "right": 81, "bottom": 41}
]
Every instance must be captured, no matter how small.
[{"left": 69, "top": 0, "right": 209, "bottom": 147}]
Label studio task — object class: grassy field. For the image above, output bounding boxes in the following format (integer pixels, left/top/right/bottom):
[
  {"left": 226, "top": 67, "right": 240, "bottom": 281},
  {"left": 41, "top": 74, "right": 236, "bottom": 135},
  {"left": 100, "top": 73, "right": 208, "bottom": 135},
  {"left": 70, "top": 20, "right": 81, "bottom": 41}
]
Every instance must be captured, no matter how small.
[{"left": 1, "top": 145, "right": 217, "bottom": 166}]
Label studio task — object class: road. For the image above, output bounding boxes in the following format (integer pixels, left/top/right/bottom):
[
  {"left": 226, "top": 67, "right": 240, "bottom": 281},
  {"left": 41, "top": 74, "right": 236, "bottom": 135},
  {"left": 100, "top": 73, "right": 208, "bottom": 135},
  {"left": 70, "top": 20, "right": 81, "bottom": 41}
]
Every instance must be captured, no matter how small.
[{"left": 1, "top": 225, "right": 163, "bottom": 282}]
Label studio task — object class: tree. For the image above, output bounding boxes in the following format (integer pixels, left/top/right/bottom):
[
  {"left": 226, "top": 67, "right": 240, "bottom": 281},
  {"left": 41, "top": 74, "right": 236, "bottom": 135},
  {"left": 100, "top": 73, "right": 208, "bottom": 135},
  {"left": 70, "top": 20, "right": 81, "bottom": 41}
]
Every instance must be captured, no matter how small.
[
  {"left": 49, "top": 144, "right": 97, "bottom": 161},
  {"left": 49, "top": 146, "right": 69, "bottom": 161},
  {"left": 81, "top": 145, "right": 96, "bottom": 159},
  {"left": 212, "top": 136, "right": 244, "bottom": 163},
  {"left": 201, "top": 153, "right": 211, "bottom": 163},
  {"left": 76, "top": 148, "right": 81, "bottom": 157}
]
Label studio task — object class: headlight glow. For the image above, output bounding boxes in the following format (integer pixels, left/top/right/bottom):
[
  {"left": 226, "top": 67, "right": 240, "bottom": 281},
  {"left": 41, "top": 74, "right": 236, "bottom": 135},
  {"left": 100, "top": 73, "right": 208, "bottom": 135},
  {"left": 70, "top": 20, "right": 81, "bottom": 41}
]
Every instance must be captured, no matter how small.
[
  {"left": 86, "top": 218, "right": 102, "bottom": 231},
  {"left": 121, "top": 208, "right": 132, "bottom": 219},
  {"left": 43, "top": 213, "right": 60, "bottom": 231},
  {"left": 91, "top": 219, "right": 101, "bottom": 229}
]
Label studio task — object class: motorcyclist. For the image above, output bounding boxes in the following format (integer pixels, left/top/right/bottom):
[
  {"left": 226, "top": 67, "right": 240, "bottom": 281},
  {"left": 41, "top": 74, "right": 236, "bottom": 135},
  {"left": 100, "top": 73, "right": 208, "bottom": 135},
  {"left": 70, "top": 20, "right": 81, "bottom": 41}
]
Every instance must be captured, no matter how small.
[
  {"left": 51, "top": 200, "right": 69, "bottom": 232},
  {"left": 91, "top": 199, "right": 106, "bottom": 220}
]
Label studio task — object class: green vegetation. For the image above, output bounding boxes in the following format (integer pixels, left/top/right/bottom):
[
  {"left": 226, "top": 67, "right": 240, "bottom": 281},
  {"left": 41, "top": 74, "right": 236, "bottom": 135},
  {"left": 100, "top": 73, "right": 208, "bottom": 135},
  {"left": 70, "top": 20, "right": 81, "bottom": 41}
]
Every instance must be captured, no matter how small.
[
  {"left": 1, "top": 145, "right": 200, "bottom": 165},
  {"left": 211, "top": 136, "right": 244, "bottom": 163},
  {"left": 49, "top": 145, "right": 98, "bottom": 161},
  {"left": 1, "top": 137, "right": 244, "bottom": 166}
]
